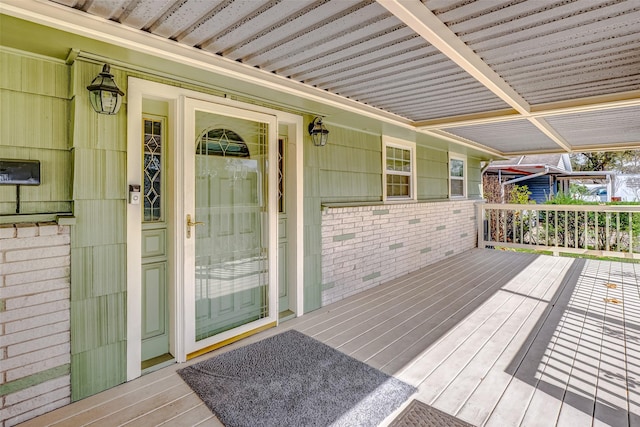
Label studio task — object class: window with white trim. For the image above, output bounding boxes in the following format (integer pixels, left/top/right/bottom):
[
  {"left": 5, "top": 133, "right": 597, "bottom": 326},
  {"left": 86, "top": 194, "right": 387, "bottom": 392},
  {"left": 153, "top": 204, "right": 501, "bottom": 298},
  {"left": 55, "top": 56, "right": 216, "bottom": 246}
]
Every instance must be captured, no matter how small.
[
  {"left": 449, "top": 153, "right": 466, "bottom": 198},
  {"left": 383, "top": 137, "right": 416, "bottom": 201}
]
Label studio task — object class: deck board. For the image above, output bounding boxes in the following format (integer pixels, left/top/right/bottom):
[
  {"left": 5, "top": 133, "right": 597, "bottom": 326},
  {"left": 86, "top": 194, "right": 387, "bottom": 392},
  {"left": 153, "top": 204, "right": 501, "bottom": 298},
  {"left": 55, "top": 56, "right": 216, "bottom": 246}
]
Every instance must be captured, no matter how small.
[
  {"left": 427, "top": 257, "right": 573, "bottom": 415},
  {"left": 17, "top": 249, "right": 639, "bottom": 427},
  {"left": 479, "top": 257, "right": 576, "bottom": 426}
]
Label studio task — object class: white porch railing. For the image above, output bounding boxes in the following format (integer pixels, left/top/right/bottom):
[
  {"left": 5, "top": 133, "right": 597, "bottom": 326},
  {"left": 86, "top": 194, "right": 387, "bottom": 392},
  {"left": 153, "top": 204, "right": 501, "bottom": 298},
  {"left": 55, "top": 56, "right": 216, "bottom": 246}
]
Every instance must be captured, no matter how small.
[{"left": 478, "top": 202, "right": 640, "bottom": 260}]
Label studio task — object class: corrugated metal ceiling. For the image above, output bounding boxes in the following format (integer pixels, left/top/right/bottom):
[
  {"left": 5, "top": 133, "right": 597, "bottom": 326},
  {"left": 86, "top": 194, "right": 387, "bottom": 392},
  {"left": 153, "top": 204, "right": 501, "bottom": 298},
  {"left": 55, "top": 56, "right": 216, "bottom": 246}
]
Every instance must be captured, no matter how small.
[
  {"left": 41, "top": 0, "right": 640, "bottom": 155},
  {"left": 443, "top": 120, "right": 560, "bottom": 153}
]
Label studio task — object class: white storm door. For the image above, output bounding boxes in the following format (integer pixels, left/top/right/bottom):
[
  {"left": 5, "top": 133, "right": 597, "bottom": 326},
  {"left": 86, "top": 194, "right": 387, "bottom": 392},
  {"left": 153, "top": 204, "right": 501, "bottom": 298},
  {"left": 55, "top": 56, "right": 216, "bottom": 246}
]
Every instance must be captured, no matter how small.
[{"left": 183, "top": 98, "right": 278, "bottom": 356}]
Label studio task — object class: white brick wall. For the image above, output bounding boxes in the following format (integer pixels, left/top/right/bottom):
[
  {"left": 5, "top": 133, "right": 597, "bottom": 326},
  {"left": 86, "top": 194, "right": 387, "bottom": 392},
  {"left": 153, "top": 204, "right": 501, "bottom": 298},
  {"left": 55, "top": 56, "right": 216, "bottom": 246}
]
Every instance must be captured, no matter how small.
[
  {"left": 321, "top": 200, "right": 479, "bottom": 305},
  {"left": 0, "top": 223, "right": 71, "bottom": 427}
]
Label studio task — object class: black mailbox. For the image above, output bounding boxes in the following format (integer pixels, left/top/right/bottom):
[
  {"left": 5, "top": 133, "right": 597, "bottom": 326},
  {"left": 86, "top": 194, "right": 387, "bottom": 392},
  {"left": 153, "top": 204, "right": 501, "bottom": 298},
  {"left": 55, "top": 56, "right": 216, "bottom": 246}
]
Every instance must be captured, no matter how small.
[{"left": 0, "top": 159, "right": 41, "bottom": 185}]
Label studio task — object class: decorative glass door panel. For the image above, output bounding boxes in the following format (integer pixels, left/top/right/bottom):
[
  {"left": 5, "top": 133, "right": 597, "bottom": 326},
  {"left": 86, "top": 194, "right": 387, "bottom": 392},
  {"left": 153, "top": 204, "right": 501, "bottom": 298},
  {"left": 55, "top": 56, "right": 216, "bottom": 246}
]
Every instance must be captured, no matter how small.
[{"left": 184, "top": 98, "right": 277, "bottom": 352}]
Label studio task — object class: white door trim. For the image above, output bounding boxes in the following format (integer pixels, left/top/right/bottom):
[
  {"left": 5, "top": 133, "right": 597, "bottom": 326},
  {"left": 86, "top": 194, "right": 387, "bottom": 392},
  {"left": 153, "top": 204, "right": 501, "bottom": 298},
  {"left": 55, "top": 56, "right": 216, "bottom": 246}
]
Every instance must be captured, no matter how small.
[{"left": 126, "top": 78, "right": 303, "bottom": 375}]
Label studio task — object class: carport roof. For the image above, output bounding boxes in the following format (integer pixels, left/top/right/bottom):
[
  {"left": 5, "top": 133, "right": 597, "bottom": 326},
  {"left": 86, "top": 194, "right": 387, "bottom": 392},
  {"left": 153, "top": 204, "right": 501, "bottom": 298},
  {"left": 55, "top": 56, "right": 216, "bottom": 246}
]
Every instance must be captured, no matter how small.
[{"left": 2, "top": 0, "right": 639, "bottom": 157}]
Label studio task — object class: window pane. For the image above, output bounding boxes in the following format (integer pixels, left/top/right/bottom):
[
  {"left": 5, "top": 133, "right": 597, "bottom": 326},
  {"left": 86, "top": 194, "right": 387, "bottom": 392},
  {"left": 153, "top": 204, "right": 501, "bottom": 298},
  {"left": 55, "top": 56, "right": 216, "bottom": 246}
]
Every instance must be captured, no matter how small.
[
  {"left": 450, "top": 159, "right": 464, "bottom": 177},
  {"left": 451, "top": 178, "right": 464, "bottom": 197},
  {"left": 387, "top": 174, "right": 409, "bottom": 197},
  {"left": 143, "top": 119, "right": 163, "bottom": 222},
  {"left": 384, "top": 142, "right": 413, "bottom": 199},
  {"left": 386, "top": 158, "right": 394, "bottom": 171}
]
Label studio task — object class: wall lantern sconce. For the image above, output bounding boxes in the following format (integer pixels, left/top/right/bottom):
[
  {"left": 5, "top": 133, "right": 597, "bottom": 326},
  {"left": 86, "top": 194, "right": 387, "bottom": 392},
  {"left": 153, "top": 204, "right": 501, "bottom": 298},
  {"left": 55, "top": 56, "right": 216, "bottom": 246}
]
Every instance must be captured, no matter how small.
[
  {"left": 86, "top": 64, "right": 125, "bottom": 115},
  {"left": 308, "top": 117, "right": 329, "bottom": 146}
]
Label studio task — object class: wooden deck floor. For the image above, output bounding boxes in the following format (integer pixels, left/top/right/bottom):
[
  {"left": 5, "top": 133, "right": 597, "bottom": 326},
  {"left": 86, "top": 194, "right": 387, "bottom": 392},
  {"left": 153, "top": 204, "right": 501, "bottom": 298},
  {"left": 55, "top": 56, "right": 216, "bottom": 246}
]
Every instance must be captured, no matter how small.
[{"left": 20, "top": 249, "right": 639, "bottom": 427}]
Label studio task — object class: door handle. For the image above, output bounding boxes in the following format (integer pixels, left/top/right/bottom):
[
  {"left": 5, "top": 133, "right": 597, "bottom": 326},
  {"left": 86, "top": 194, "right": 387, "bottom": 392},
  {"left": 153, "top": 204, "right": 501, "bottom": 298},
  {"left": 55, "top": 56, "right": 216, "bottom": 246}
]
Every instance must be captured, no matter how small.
[{"left": 186, "top": 214, "right": 204, "bottom": 238}]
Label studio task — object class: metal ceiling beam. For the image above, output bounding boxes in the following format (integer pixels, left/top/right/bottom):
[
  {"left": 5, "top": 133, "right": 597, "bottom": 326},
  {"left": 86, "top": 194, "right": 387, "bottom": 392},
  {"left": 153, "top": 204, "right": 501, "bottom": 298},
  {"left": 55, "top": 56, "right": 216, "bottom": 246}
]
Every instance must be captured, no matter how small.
[
  {"left": 531, "top": 90, "right": 640, "bottom": 117},
  {"left": 377, "top": 0, "right": 531, "bottom": 115},
  {"left": 417, "top": 90, "right": 640, "bottom": 130},
  {"left": 528, "top": 118, "right": 572, "bottom": 152},
  {"left": 424, "top": 129, "right": 506, "bottom": 158},
  {"left": 377, "top": 0, "right": 588, "bottom": 153}
]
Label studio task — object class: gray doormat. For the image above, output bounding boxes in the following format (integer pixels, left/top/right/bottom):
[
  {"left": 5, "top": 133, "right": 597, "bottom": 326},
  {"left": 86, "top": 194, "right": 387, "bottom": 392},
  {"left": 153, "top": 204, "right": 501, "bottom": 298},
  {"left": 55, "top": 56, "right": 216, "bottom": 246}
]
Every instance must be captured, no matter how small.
[
  {"left": 389, "top": 399, "right": 475, "bottom": 427},
  {"left": 178, "top": 329, "right": 416, "bottom": 427}
]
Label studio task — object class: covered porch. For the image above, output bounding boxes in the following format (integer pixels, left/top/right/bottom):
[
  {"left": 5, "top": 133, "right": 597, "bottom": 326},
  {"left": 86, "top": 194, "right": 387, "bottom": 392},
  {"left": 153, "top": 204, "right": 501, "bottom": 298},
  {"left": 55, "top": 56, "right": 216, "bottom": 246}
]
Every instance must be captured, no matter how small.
[{"left": 20, "top": 249, "right": 639, "bottom": 427}]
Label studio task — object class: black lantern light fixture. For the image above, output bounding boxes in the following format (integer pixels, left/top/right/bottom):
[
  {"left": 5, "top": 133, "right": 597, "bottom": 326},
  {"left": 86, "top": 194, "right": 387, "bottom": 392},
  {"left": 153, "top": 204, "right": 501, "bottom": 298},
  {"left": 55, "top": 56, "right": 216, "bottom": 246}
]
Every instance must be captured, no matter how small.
[
  {"left": 86, "top": 64, "right": 125, "bottom": 115},
  {"left": 308, "top": 116, "right": 329, "bottom": 147}
]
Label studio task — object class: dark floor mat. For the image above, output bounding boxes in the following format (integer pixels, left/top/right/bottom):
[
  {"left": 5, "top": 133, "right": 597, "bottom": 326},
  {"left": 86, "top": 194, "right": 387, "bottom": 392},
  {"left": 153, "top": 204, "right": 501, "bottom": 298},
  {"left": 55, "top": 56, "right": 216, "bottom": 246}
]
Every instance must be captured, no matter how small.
[{"left": 390, "top": 399, "right": 475, "bottom": 427}]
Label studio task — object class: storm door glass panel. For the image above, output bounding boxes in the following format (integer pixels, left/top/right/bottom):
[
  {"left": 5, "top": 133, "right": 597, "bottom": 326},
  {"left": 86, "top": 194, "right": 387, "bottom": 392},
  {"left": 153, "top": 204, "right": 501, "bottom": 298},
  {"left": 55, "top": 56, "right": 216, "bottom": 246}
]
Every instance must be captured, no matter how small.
[{"left": 194, "top": 112, "right": 269, "bottom": 341}]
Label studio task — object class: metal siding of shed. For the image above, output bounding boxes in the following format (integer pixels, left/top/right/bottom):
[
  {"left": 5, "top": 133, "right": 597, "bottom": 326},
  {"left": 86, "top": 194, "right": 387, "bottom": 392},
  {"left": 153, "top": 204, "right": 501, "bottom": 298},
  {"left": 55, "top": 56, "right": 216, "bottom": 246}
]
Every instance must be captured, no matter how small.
[{"left": 523, "top": 175, "right": 554, "bottom": 203}]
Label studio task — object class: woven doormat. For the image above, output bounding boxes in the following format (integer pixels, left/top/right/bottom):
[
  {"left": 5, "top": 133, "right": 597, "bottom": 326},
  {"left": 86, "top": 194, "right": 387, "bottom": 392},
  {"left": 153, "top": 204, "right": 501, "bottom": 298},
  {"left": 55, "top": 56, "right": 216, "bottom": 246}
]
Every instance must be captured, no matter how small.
[
  {"left": 178, "top": 330, "right": 415, "bottom": 427},
  {"left": 389, "top": 399, "right": 475, "bottom": 427}
]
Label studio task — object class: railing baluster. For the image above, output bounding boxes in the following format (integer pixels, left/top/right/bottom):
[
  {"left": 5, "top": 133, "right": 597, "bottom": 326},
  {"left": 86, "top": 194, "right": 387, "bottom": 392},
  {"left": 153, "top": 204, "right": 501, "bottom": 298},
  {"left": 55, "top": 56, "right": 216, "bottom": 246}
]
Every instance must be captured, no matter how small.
[
  {"left": 564, "top": 210, "right": 568, "bottom": 248},
  {"left": 605, "top": 212, "right": 610, "bottom": 252},
  {"left": 593, "top": 211, "right": 600, "bottom": 250},
  {"left": 544, "top": 208, "right": 548, "bottom": 246},
  {"left": 584, "top": 211, "right": 588, "bottom": 251},
  {"left": 573, "top": 211, "right": 580, "bottom": 249},
  {"left": 519, "top": 208, "right": 523, "bottom": 244},
  {"left": 554, "top": 207, "right": 558, "bottom": 248},
  {"left": 616, "top": 212, "right": 620, "bottom": 252},
  {"left": 631, "top": 212, "right": 634, "bottom": 254}
]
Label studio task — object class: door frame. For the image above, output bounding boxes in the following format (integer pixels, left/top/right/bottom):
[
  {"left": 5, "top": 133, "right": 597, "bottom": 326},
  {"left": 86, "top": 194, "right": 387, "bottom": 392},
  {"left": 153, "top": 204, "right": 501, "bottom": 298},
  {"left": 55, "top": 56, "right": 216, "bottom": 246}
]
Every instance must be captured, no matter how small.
[{"left": 126, "top": 77, "right": 304, "bottom": 379}]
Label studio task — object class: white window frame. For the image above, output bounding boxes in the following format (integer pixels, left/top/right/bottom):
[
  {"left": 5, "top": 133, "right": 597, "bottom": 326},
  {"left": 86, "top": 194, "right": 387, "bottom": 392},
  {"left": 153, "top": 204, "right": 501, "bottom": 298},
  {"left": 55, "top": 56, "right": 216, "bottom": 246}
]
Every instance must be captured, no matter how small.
[
  {"left": 449, "top": 153, "right": 467, "bottom": 199},
  {"left": 382, "top": 136, "right": 417, "bottom": 201}
]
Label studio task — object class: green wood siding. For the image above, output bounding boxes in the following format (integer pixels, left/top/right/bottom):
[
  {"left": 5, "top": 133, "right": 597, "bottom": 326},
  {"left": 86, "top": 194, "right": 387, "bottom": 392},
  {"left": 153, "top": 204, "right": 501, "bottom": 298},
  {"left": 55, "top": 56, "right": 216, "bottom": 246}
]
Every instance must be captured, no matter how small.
[
  {"left": 417, "top": 147, "right": 448, "bottom": 200},
  {"left": 468, "top": 157, "right": 482, "bottom": 198},
  {"left": 303, "top": 124, "right": 323, "bottom": 312},
  {"left": 318, "top": 127, "right": 381, "bottom": 203},
  {"left": 0, "top": 50, "right": 71, "bottom": 215},
  {"left": 68, "top": 61, "right": 128, "bottom": 400}
]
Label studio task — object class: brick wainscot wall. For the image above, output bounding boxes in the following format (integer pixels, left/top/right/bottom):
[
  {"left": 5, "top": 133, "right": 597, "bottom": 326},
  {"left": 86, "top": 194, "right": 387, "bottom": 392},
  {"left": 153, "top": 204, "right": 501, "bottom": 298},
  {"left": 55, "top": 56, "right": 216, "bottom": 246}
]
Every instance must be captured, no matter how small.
[
  {"left": 0, "top": 223, "right": 71, "bottom": 427},
  {"left": 321, "top": 200, "right": 479, "bottom": 305}
]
